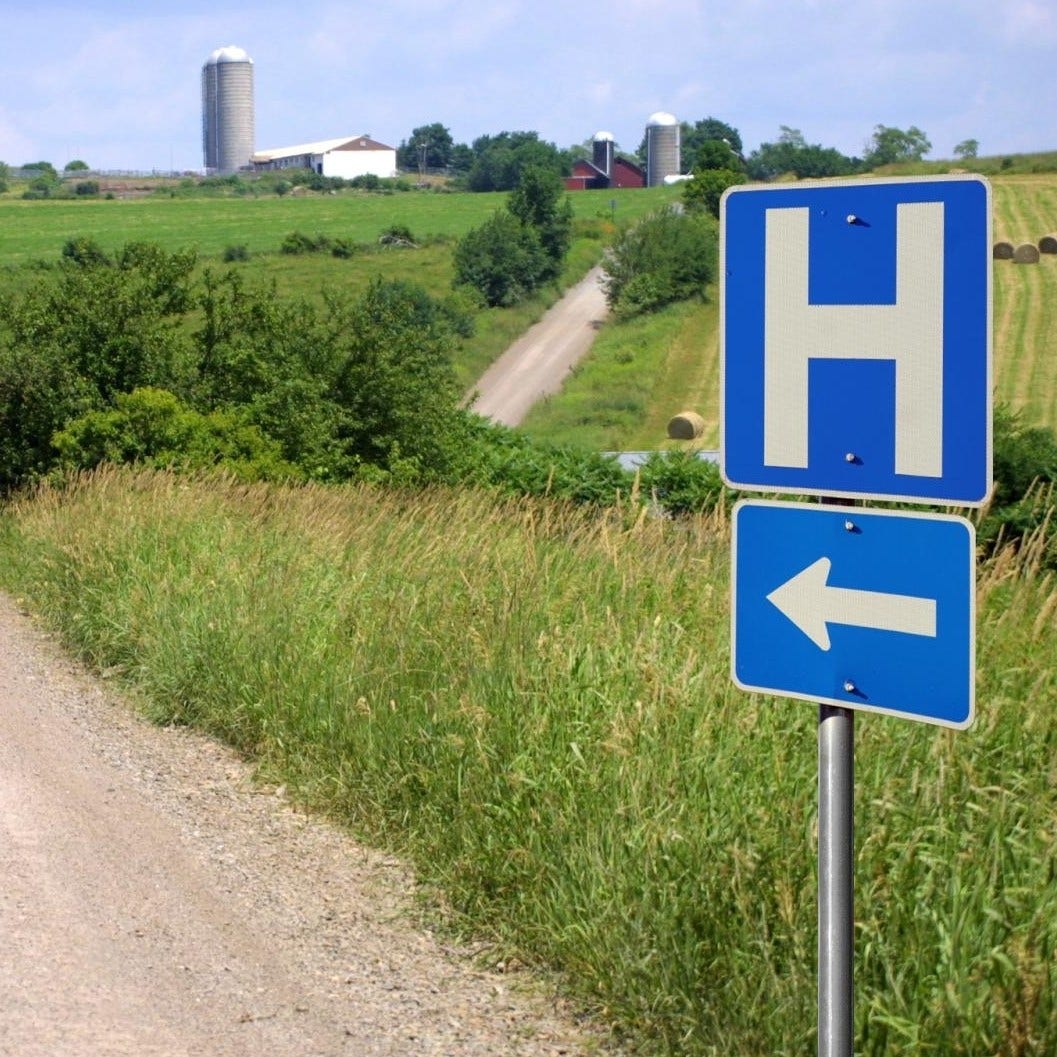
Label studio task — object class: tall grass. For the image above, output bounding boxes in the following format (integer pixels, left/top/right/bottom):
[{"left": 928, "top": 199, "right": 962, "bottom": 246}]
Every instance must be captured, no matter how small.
[{"left": 2, "top": 467, "right": 1056, "bottom": 1055}]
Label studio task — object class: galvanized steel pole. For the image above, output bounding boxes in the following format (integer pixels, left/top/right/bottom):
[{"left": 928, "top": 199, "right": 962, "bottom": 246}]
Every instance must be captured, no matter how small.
[{"left": 818, "top": 703, "right": 854, "bottom": 1057}]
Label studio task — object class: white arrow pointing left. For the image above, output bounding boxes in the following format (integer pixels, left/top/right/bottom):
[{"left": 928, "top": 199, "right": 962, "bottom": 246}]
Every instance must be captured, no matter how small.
[{"left": 766, "top": 556, "right": 937, "bottom": 651}]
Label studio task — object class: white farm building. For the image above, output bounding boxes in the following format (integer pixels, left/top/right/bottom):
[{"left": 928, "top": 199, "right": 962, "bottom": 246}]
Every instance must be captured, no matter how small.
[{"left": 251, "top": 135, "right": 397, "bottom": 179}]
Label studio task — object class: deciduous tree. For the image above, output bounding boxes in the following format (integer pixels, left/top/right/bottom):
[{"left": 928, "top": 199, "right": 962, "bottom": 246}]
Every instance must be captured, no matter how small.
[
  {"left": 507, "top": 167, "right": 573, "bottom": 281},
  {"left": 864, "top": 124, "right": 931, "bottom": 167}
]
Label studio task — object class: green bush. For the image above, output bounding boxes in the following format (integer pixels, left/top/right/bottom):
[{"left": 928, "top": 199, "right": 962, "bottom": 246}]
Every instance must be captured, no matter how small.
[
  {"left": 61, "top": 236, "right": 110, "bottom": 266},
  {"left": 330, "top": 238, "right": 359, "bottom": 258},
  {"left": 222, "top": 244, "right": 250, "bottom": 262},
  {"left": 979, "top": 405, "right": 1057, "bottom": 564},
  {"left": 602, "top": 207, "right": 718, "bottom": 317},
  {"left": 280, "top": 230, "right": 332, "bottom": 254},
  {"left": 379, "top": 223, "right": 416, "bottom": 246},
  {"left": 453, "top": 211, "right": 548, "bottom": 307},
  {"left": 637, "top": 450, "right": 732, "bottom": 514},
  {"left": 52, "top": 387, "right": 296, "bottom": 480},
  {"left": 682, "top": 167, "right": 747, "bottom": 217},
  {"left": 460, "top": 417, "right": 630, "bottom": 504}
]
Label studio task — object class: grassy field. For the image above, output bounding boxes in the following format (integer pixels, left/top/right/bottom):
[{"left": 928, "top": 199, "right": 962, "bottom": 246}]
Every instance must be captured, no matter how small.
[
  {"left": 991, "top": 175, "right": 1057, "bottom": 426},
  {"left": 1, "top": 467, "right": 1054, "bottom": 1056},
  {"left": 0, "top": 182, "right": 682, "bottom": 395},
  {"left": 0, "top": 184, "right": 678, "bottom": 264}
]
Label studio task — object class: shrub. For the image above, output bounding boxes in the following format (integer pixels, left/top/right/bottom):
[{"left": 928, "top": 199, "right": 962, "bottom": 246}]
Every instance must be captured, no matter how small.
[
  {"left": 683, "top": 167, "right": 747, "bottom": 218},
  {"left": 636, "top": 450, "right": 731, "bottom": 515},
  {"left": 379, "top": 223, "right": 416, "bottom": 246},
  {"left": 602, "top": 206, "right": 718, "bottom": 317},
  {"left": 280, "top": 230, "right": 331, "bottom": 254},
  {"left": 61, "top": 237, "right": 110, "bottom": 266},
  {"left": 978, "top": 406, "right": 1057, "bottom": 564},
  {"left": 453, "top": 211, "right": 549, "bottom": 307},
  {"left": 222, "top": 244, "right": 250, "bottom": 262},
  {"left": 459, "top": 416, "right": 631, "bottom": 504},
  {"left": 52, "top": 387, "right": 296, "bottom": 481},
  {"left": 330, "top": 238, "right": 359, "bottom": 259}
]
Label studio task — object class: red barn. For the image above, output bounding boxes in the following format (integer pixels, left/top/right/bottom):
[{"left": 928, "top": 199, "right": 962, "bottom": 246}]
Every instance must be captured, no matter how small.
[{"left": 564, "top": 132, "right": 645, "bottom": 190}]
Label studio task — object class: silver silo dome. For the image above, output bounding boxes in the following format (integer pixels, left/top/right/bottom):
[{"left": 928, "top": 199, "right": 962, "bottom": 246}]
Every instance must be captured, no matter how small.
[
  {"left": 645, "top": 111, "right": 680, "bottom": 187},
  {"left": 202, "top": 45, "right": 255, "bottom": 173}
]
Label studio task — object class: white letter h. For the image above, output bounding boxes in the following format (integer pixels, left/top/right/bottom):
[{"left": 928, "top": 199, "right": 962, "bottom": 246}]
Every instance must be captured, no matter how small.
[{"left": 763, "top": 202, "right": 944, "bottom": 477}]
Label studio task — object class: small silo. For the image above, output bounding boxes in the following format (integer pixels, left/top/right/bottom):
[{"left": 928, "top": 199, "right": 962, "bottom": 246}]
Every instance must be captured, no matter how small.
[
  {"left": 202, "top": 45, "right": 255, "bottom": 173},
  {"left": 645, "top": 111, "right": 680, "bottom": 187},
  {"left": 592, "top": 131, "right": 615, "bottom": 178}
]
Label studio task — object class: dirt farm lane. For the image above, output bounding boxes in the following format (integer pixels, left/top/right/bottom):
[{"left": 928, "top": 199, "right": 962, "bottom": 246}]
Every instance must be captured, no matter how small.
[{"left": 467, "top": 267, "right": 609, "bottom": 427}]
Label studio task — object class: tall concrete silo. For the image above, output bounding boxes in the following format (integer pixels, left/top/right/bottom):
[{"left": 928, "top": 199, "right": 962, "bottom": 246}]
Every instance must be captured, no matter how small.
[
  {"left": 202, "top": 45, "right": 255, "bottom": 173},
  {"left": 645, "top": 111, "right": 680, "bottom": 187},
  {"left": 592, "top": 131, "right": 615, "bottom": 178}
]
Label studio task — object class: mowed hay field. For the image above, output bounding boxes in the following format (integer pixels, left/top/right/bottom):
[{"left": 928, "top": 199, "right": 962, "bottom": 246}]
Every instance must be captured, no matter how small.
[{"left": 992, "top": 175, "right": 1057, "bottom": 426}]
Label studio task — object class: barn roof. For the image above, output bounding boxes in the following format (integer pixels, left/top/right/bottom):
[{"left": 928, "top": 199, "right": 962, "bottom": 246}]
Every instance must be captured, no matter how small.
[{"left": 252, "top": 136, "right": 394, "bottom": 162}]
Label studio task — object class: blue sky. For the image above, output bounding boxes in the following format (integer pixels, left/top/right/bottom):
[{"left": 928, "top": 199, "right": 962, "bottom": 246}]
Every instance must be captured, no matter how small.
[{"left": 2, "top": 0, "right": 1054, "bottom": 173}]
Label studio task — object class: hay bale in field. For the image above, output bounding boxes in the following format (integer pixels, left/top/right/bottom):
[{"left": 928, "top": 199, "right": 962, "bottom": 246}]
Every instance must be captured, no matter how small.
[
  {"left": 1038, "top": 234, "right": 1057, "bottom": 254},
  {"left": 1013, "top": 243, "right": 1041, "bottom": 264},
  {"left": 993, "top": 241, "right": 1015, "bottom": 259},
  {"left": 667, "top": 411, "right": 706, "bottom": 441}
]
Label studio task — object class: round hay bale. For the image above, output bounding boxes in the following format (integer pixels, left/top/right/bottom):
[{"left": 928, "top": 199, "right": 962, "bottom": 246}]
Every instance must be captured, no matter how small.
[
  {"left": 993, "top": 241, "right": 1015, "bottom": 259},
  {"left": 1039, "top": 234, "right": 1057, "bottom": 254},
  {"left": 1013, "top": 243, "right": 1041, "bottom": 264},
  {"left": 667, "top": 411, "right": 706, "bottom": 441}
]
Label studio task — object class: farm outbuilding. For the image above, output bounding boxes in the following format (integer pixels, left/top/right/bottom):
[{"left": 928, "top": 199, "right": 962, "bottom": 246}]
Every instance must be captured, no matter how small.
[{"left": 251, "top": 136, "right": 397, "bottom": 179}]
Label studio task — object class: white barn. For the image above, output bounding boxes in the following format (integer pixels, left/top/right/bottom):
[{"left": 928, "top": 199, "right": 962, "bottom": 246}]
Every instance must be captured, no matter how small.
[{"left": 251, "top": 135, "right": 397, "bottom": 179}]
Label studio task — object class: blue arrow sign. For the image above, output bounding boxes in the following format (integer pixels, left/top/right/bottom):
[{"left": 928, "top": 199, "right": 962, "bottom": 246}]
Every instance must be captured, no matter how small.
[
  {"left": 721, "top": 176, "right": 992, "bottom": 505},
  {"left": 732, "top": 500, "right": 975, "bottom": 727}
]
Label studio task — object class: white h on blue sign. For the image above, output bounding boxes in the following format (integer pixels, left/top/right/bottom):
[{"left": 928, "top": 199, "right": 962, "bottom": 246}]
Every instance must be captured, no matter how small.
[{"left": 721, "top": 176, "right": 991, "bottom": 505}]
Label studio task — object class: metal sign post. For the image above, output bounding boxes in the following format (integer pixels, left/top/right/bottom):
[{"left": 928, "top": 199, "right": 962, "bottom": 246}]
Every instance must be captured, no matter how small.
[{"left": 819, "top": 703, "right": 854, "bottom": 1057}]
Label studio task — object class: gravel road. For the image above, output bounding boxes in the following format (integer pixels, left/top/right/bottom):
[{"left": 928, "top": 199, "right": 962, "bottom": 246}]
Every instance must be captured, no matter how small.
[
  {"left": 467, "top": 267, "right": 609, "bottom": 427},
  {"left": 0, "top": 594, "right": 613, "bottom": 1057}
]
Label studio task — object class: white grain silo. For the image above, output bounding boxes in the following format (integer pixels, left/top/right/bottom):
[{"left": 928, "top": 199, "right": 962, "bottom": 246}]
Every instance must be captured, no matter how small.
[
  {"left": 202, "top": 45, "right": 255, "bottom": 173},
  {"left": 592, "top": 131, "right": 615, "bottom": 178},
  {"left": 645, "top": 112, "right": 680, "bottom": 187}
]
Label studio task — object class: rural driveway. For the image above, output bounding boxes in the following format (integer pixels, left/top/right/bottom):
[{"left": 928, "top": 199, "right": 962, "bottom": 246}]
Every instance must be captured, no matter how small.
[
  {"left": 467, "top": 267, "right": 609, "bottom": 426},
  {"left": 0, "top": 594, "right": 612, "bottom": 1056}
]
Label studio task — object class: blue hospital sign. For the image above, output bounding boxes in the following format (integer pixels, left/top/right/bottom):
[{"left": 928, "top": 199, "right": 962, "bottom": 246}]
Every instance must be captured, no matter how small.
[{"left": 721, "top": 176, "right": 992, "bottom": 505}]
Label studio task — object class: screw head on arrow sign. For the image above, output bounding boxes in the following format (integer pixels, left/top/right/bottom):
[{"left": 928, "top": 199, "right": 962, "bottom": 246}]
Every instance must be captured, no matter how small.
[{"left": 731, "top": 499, "right": 975, "bottom": 728}]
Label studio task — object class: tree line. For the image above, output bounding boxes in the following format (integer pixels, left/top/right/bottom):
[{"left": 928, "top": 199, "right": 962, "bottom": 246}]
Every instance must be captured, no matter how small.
[
  {"left": 395, "top": 118, "right": 953, "bottom": 188},
  {"left": 2, "top": 118, "right": 960, "bottom": 201}
]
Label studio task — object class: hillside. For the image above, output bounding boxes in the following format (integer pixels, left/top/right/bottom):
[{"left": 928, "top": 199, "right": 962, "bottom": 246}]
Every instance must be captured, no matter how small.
[
  {"left": 522, "top": 171, "right": 1057, "bottom": 450},
  {"left": 1, "top": 165, "right": 1057, "bottom": 1057},
  {"left": 1, "top": 170, "right": 1055, "bottom": 451}
]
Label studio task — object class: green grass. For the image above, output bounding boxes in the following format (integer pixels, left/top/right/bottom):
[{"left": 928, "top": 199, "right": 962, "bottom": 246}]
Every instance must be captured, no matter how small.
[
  {"left": 0, "top": 183, "right": 681, "bottom": 398},
  {"left": 0, "top": 185, "right": 679, "bottom": 265},
  {"left": 521, "top": 296, "right": 720, "bottom": 451},
  {"left": 2, "top": 467, "right": 1056, "bottom": 1056}
]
